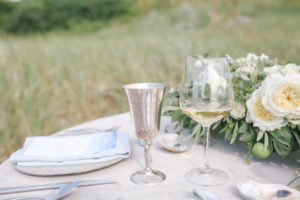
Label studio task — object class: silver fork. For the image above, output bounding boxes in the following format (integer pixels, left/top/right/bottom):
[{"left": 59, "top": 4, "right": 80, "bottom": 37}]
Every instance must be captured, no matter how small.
[{"left": 4, "top": 181, "right": 79, "bottom": 200}]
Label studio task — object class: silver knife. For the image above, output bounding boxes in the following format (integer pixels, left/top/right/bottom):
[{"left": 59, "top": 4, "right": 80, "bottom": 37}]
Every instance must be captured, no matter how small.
[{"left": 0, "top": 179, "right": 117, "bottom": 195}]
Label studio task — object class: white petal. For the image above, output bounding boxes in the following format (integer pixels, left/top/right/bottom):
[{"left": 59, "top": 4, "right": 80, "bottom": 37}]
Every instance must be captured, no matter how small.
[
  {"left": 262, "top": 73, "right": 300, "bottom": 118},
  {"left": 246, "top": 87, "right": 287, "bottom": 131},
  {"left": 281, "top": 64, "right": 300, "bottom": 75}
]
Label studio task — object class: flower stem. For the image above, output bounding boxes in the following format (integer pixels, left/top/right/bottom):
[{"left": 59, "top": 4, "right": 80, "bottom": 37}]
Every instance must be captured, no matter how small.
[{"left": 287, "top": 176, "right": 300, "bottom": 186}]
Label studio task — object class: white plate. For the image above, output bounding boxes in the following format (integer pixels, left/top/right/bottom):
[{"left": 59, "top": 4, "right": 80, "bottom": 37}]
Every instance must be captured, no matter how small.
[
  {"left": 11, "top": 128, "right": 129, "bottom": 176},
  {"left": 12, "top": 157, "right": 123, "bottom": 176}
]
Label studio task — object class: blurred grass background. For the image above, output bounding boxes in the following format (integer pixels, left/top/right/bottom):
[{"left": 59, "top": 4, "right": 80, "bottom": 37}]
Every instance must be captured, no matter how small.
[{"left": 0, "top": 0, "right": 300, "bottom": 162}]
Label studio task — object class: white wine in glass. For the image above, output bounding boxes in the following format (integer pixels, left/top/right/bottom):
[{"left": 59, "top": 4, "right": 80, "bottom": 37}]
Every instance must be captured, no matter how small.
[
  {"left": 181, "top": 105, "right": 228, "bottom": 126},
  {"left": 180, "top": 56, "right": 234, "bottom": 186}
]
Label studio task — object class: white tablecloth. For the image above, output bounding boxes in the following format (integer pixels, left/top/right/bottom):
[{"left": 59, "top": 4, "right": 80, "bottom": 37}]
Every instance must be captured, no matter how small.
[{"left": 0, "top": 113, "right": 299, "bottom": 200}]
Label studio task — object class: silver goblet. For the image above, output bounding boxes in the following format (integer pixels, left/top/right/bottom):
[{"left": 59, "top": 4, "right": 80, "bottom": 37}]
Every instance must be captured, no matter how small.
[{"left": 124, "top": 83, "right": 166, "bottom": 185}]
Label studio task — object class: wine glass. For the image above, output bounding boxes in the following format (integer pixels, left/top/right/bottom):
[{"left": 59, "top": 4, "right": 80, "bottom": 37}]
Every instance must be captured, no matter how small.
[
  {"left": 124, "top": 83, "right": 167, "bottom": 185},
  {"left": 180, "top": 56, "right": 234, "bottom": 186}
]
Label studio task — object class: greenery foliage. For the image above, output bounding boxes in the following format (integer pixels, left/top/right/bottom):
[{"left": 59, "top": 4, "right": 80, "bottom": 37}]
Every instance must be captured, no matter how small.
[
  {"left": 0, "top": 0, "right": 135, "bottom": 34},
  {"left": 288, "top": 168, "right": 300, "bottom": 191},
  {"left": 163, "top": 54, "right": 300, "bottom": 159}
]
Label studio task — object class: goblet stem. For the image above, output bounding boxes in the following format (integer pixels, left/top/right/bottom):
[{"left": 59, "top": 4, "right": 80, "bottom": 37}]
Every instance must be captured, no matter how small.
[
  {"left": 203, "top": 126, "right": 211, "bottom": 173},
  {"left": 144, "top": 140, "right": 152, "bottom": 173}
]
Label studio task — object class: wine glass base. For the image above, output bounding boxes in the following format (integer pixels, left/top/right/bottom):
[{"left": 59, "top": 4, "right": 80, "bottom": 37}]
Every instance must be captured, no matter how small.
[
  {"left": 185, "top": 168, "right": 229, "bottom": 186},
  {"left": 130, "top": 169, "right": 166, "bottom": 185}
]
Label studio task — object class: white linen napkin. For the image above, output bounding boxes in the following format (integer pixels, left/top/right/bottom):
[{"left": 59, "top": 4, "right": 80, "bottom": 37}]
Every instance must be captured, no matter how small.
[{"left": 9, "top": 131, "right": 130, "bottom": 166}]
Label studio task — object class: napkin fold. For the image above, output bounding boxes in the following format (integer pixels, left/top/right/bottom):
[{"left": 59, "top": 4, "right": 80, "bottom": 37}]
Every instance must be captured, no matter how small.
[{"left": 9, "top": 131, "right": 130, "bottom": 166}]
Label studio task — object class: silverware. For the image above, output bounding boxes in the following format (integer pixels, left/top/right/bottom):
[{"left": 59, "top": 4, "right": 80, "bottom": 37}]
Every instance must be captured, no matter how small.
[
  {"left": 3, "top": 181, "right": 79, "bottom": 200},
  {"left": 193, "top": 188, "right": 219, "bottom": 200},
  {"left": 0, "top": 179, "right": 117, "bottom": 195},
  {"left": 47, "top": 181, "right": 78, "bottom": 200}
]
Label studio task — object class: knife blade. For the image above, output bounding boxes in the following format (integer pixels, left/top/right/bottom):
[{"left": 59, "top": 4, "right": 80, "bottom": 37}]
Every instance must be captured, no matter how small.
[{"left": 0, "top": 179, "right": 117, "bottom": 195}]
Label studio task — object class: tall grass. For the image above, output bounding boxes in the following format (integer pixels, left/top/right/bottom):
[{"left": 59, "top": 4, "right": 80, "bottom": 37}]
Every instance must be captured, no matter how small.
[{"left": 1, "top": 0, "right": 300, "bottom": 162}]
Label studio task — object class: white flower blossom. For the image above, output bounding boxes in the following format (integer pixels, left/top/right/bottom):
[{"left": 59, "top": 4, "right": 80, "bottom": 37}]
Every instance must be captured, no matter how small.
[
  {"left": 260, "top": 53, "right": 269, "bottom": 60},
  {"left": 281, "top": 64, "right": 300, "bottom": 74},
  {"left": 246, "top": 53, "right": 259, "bottom": 61},
  {"left": 261, "top": 73, "right": 300, "bottom": 119},
  {"left": 236, "top": 53, "right": 270, "bottom": 75},
  {"left": 236, "top": 66, "right": 256, "bottom": 74},
  {"left": 263, "top": 65, "right": 282, "bottom": 75},
  {"left": 246, "top": 86, "right": 287, "bottom": 131},
  {"left": 230, "top": 102, "right": 246, "bottom": 119},
  {"left": 264, "top": 63, "right": 300, "bottom": 75}
]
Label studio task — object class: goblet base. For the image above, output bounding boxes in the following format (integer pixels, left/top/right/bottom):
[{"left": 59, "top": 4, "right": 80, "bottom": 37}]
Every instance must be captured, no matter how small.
[
  {"left": 185, "top": 167, "right": 229, "bottom": 186},
  {"left": 130, "top": 169, "right": 166, "bottom": 185}
]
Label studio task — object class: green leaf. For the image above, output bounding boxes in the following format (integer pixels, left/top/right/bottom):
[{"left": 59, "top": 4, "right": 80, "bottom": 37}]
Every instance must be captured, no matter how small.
[
  {"left": 182, "top": 124, "right": 202, "bottom": 142},
  {"left": 163, "top": 106, "right": 180, "bottom": 112},
  {"left": 270, "top": 127, "right": 293, "bottom": 157},
  {"left": 289, "top": 123, "right": 296, "bottom": 129},
  {"left": 171, "top": 110, "right": 183, "bottom": 122},
  {"left": 272, "top": 139, "right": 292, "bottom": 157},
  {"left": 239, "top": 131, "right": 256, "bottom": 142},
  {"left": 191, "top": 124, "right": 201, "bottom": 137},
  {"left": 240, "top": 74, "right": 250, "bottom": 81},
  {"left": 225, "top": 128, "right": 233, "bottom": 141},
  {"left": 219, "top": 124, "right": 229, "bottom": 134},
  {"left": 239, "top": 122, "right": 248, "bottom": 133},
  {"left": 212, "top": 120, "right": 222, "bottom": 130},
  {"left": 269, "top": 127, "right": 292, "bottom": 147},
  {"left": 264, "top": 132, "right": 268, "bottom": 149},
  {"left": 292, "top": 131, "right": 300, "bottom": 147},
  {"left": 230, "top": 123, "right": 239, "bottom": 144},
  {"left": 256, "top": 131, "right": 264, "bottom": 142},
  {"left": 166, "top": 91, "right": 180, "bottom": 98},
  {"left": 193, "top": 126, "right": 203, "bottom": 143},
  {"left": 174, "top": 121, "right": 184, "bottom": 132}
]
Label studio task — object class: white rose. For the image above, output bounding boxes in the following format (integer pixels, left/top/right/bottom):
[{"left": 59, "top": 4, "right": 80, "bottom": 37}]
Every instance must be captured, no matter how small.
[
  {"left": 281, "top": 64, "right": 300, "bottom": 75},
  {"left": 263, "top": 65, "right": 282, "bottom": 75},
  {"left": 264, "top": 64, "right": 300, "bottom": 75},
  {"left": 246, "top": 87, "right": 287, "bottom": 131},
  {"left": 230, "top": 102, "right": 246, "bottom": 119},
  {"left": 261, "top": 73, "right": 300, "bottom": 119}
]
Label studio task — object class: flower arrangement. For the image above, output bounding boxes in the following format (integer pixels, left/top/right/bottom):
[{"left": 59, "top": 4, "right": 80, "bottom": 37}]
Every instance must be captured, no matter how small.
[{"left": 163, "top": 53, "right": 300, "bottom": 159}]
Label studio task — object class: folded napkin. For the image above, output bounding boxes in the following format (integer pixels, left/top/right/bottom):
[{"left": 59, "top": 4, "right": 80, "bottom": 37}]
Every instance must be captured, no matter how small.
[{"left": 10, "top": 131, "right": 130, "bottom": 166}]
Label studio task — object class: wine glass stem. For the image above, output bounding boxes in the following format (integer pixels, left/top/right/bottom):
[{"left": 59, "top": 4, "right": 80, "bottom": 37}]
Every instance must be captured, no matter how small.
[
  {"left": 203, "top": 126, "right": 211, "bottom": 173},
  {"left": 144, "top": 139, "right": 152, "bottom": 172}
]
